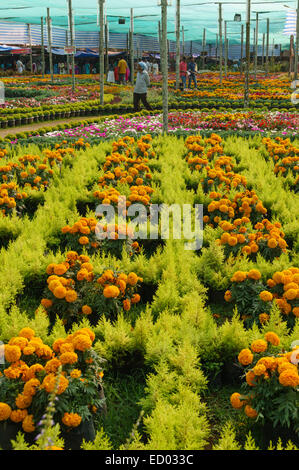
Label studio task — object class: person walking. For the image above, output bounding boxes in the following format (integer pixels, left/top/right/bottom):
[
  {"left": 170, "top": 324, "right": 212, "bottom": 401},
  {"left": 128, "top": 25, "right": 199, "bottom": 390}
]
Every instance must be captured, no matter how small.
[
  {"left": 16, "top": 58, "right": 24, "bottom": 74},
  {"left": 187, "top": 56, "right": 197, "bottom": 89},
  {"left": 133, "top": 62, "right": 152, "bottom": 112},
  {"left": 179, "top": 56, "right": 187, "bottom": 90},
  {"left": 118, "top": 56, "right": 128, "bottom": 84}
]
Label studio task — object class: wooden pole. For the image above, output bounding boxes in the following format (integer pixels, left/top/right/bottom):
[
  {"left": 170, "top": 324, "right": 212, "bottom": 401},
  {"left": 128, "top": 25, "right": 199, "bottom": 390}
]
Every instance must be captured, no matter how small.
[
  {"left": 175, "top": 0, "right": 180, "bottom": 90},
  {"left": 182, "top": 25, "right": 185, "bottom": 57},
  {"left": 244, "top": 0, "right": 251, "bottom": 107},
  {"left": 68, "top": 0, "right": 76, "bottom": 91},
  {"left": 47, "top": 8, "right": 54, "bottom": 82},
  {"left": 130, "top": 9, "right": 134, "bottom": 85},
  {"left": 161, "top": 0, "right": 168, "bottom": 134},
  {"left": 41, "top": 17, "right": 45, "bottom": 78},
  {"left": 98, "top": 0, "right": 105, "bottom": 105},
  {"left": 218, "top": 3, "right": 223, "bottom": 85},
  {"left": 216, "top": 33, "right": 218, "bottom": 60}
]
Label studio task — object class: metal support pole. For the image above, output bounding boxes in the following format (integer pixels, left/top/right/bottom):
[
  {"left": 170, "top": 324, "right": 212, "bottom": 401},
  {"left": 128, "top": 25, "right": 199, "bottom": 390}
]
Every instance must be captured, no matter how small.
[
  {"left": 240, "top": 24, "right": 244, "bottom": 74},
  {"left": 254, "top": 12, "right": 258, "bottom": 78},
  {"left": 271, "top": 38, "right": 274, "bottom": 71},
  {"left": 218, "top": 3, "right": 223, "bottom": 85},
  {"left": 105, "top": 17, "right": 109, "bottom": 75},
  {"left": 295, "top": 0, "right": 299, "bottom": 80},
  {"left": 202, "top": 28, "right": 206, "bottom": 68},
  {"left": 262, "top": 32, "right": 265, "bottom": 68},
  {"left": 41, "top": 17, "right": 45, "bottom": 78},
  {"left": 130, "top": 9, "right": 134, "bottom": 85},
  {"left": 244, "top": 0, "right": 251, "bottom": 107},
  {"left": 66, "top": 31, "right": 70, "bottom": 75},
  {"left": 224, "top": 21, "right": 227, "bottom": 77},
  {"left": 266, "top": 18, "right": 269, "bottom": 76},
  {"left": 175, "top": 0, "right": 180, "bottom": 90},
  {"left": 161, "top": 0, "right": 168, "bottom": 134},
  {"left": 47, "top": 8, "right": 53, "bottom": 82},
  {"left": 98, "top": 0, "right": 105, "bottom": 105},
  {"left": 68, "top": 0, "right": 75, "bottom": 91},
  {"left": 182, "top": 25, "right": 185, "bottom": 57},
  {"left": 28, "top": 24, "right": 33, "bottom": 73},
  {"left": 289, "top": 35, "right": 294, "bottom": 76},
  {"left": 216, "top": 33, "right": 218, "bottom": 60}
]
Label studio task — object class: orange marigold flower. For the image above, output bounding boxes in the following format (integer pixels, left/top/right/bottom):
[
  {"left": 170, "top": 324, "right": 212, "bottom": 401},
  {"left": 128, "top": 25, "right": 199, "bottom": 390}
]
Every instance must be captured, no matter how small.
[
  {"left": 60, "top": 352, "right": 78, "bottom": 365},
  {"left": 4, "top": 345, "right": 21, "bottom": 363},
  {"left": 10, "top": 409, "right": 28, "bottom": 423},
  {"left": 18, "top": 328, "right": 35, "bottom": 340},
  {"left": 244, "top": 405, "right": 258, "bottom": 419},
  {"left": 0, "top": 403, "right": 12, "bottom": 421},
  {"left": 259, "top": 291, "right": 273, "bottom": 302},
  {"left": 264, "top": 332, "right": 280, "bottom": 346},
  {"left": 230, "top": 392, "right": 245, "bottom": 409},
  {"left": 251, "top": 339, "right": 267, "bottom": 353},
  {"left": 103, "top": 285, "right": 120, "bottom": 299},
  {"left": 62, "top": 412, "right": 82, "bottom": 428},
  {"left": 22, "top": 414, "right": 35, "bottom": 433},
  {"left": 238, "top": 349, "right": 253, "bottom": 366},
  {"left": 278, "top": 369, "right": 299, "bottom": 387}
]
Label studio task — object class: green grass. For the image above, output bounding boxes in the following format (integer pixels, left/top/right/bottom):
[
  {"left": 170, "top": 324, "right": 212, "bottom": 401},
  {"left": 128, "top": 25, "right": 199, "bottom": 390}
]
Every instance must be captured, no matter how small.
[{"left": 97, "top": 368, "right": 148, "bottom": 449}]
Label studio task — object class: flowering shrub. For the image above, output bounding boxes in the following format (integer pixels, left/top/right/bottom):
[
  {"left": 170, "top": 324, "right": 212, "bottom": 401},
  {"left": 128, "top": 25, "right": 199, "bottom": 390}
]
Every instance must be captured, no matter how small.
[
  {"left": 41, "top": 252, "right": 142, "bottom": 327},
  {"left": 231, "top": 335, "right": 299, "bottom": 432},
  {"left": 61, "top": 217, "right": 140, "bottom": 258},
  {"left": 0, "top": 327, "right": 104, "bottom": 440}
]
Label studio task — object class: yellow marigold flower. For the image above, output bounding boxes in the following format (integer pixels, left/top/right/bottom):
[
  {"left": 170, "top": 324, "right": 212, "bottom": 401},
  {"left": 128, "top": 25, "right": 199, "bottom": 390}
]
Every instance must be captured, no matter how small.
[
  {"left": 278, "top": 362, "right": 298, "bottom": 375},
  {"left": 230, "top": 392, "right": 244, "bottom": 409},
  {"left": 259, "top": 313, "right": 270, "bottom": 324},
  {"left": 72, "top": 334, "right": 92, "bottom": 352},
  {"left": 247, "top": 269, "right": 261, "bottom": 281},
  {"left": 53, "top": 264, "right": 68, "bottom": 276},
  {"left": 264, "top": 332, "right": 280, "bottom": 346},
  {"left": 60, "top": 352, "right": 78, "bottom": 365},
  {"left": 9, "top": 336, "right": 28, "bottom": 350},
  {"left": 19, "top": 328, "right": 35, "bottom": 340},
  {"left": 238, "top": 348, "right": 254, "bottom": 366},
  {"left": 253, "top": 364, "right": 267, "bottom": 376},
  {"left": 279, "top": 369, "right": 299, "bottom": 387},
  {"left": 15, "top": 393, "right": 32, "bottom": 409},
  {"left": 22, "top": 414, "right": 35, "bottom": 433},
  {"left": 53, "top": 285, "right": 67, "bottom": 299},
  {"left": 25, "top": 364, "right": 44, "bottom": 380},
  {"left": 35, "top": 344, "right": 53, "bottom": 360},
  {"left": 103, "top": 285, "right": 120, "bottom": 299},
  {"left": 131, "top": 294, "right": 141, "bottom": 304},
  {"left": 75, "top": 328, "right": 95, "bottom": 342},
  {"left": 244, "top": 405, "right": 258, "bottom": 419},
  {"left": 10, "top": 409, "right": 28, "bottom": 423},
  {"left": 259, "top": 291, "right": 273, "bottom": 302},
  {"left": 62, "top": 412, "right": 82, "bottom": 428},
  {"left": 284, "top": 288, "right": 297, "bottom": 301},
  {"left": 52, "top": 338, "right": 65, "bottom": 353},
  {"left": 224, "top": 290, "right": 232, "bottom": 302},
  {"left": 82, "top": 305, "right": 92, "bottom": 315},
  {"left": 41, "top": 298, "right": 53, "bottom": 309},
  {"left": 23, "top": 378, "right": 40, "bottom": 397},
  {"left": 123, "top": 299, "right": 131, "bottom": 311},
  {"left": 45, "top": 358, "right": 62, "bottom": 374},
  {"left": 60, "top": 343, "right": 74, "bottom": 354},
  {"left": 251, "top": 339, "right": 268, "bottom": 354},
  {"left": 65, "top": 290, "right": 78, "bottom": 303},
  {"left": 257, "top": 356, "right": 276, "bottom": 370},
  {"left": 70, "top": 369, "right": 82, "bottom": 379},
  {"left": 4, "top": 345, "right": 21, "bottom": 363},
  {"left": 231, "top": 271, "right": 247, "bottom": 282},
  {"left": 0, "top": 403, "right": 12, "bottom": 421},
  {"left": 127, "top": 272, "right": 138, "bottom": 286},
  {"left": 79, "top": 236, "right": 89, "bottom": 245},
  {"left": 41, "top": 374, "right": 69, "bottom": 395}
]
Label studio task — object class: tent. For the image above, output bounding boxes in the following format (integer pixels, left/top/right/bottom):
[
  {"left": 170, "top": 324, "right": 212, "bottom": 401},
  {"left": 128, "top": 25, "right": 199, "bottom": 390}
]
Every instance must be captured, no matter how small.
[{"left": 0, "top": 1, "right": 294, "bottom": 46}]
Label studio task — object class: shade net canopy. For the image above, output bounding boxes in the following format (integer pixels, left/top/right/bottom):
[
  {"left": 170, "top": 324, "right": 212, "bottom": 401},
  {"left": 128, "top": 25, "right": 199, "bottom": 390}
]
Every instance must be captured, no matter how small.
[{"left": 0, "top": 0, "right": 296, "bottom": 45}]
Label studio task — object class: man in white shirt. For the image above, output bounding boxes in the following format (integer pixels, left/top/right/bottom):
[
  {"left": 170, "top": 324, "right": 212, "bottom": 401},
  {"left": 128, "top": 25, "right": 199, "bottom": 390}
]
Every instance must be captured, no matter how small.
[{"left": 133, "top": 62, "right": 152, "bottom": 112}]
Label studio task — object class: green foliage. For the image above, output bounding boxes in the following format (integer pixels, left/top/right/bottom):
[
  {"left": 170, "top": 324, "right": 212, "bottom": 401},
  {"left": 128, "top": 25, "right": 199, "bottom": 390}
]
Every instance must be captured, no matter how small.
[{"left": 212, "top": 422, "right": 242, "bottom": 450}]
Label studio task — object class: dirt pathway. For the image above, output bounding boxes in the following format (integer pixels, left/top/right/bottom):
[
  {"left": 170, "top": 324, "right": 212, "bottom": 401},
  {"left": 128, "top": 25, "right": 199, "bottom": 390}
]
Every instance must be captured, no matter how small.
[{"left": 0, "top": 116, "right": 100, "bottom": 138}]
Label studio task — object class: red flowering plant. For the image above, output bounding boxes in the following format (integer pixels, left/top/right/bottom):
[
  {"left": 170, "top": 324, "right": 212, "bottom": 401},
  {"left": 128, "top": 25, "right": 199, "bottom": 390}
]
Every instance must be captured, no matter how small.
[
  {"left": 230, "top": 334, "right": 299, "bottom": 435},
  {"left": 0, "top": 327, "right": 105, "bottom": 444}
]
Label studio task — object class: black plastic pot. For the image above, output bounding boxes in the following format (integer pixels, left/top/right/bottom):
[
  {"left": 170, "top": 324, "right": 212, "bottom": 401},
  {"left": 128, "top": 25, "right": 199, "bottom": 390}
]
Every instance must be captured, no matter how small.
[
  {"left": 62, "top": 418, "right": 96, "bottom": 450},
  {"left": 0, "top": 421, "right": 21, "bottom": 450}
]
